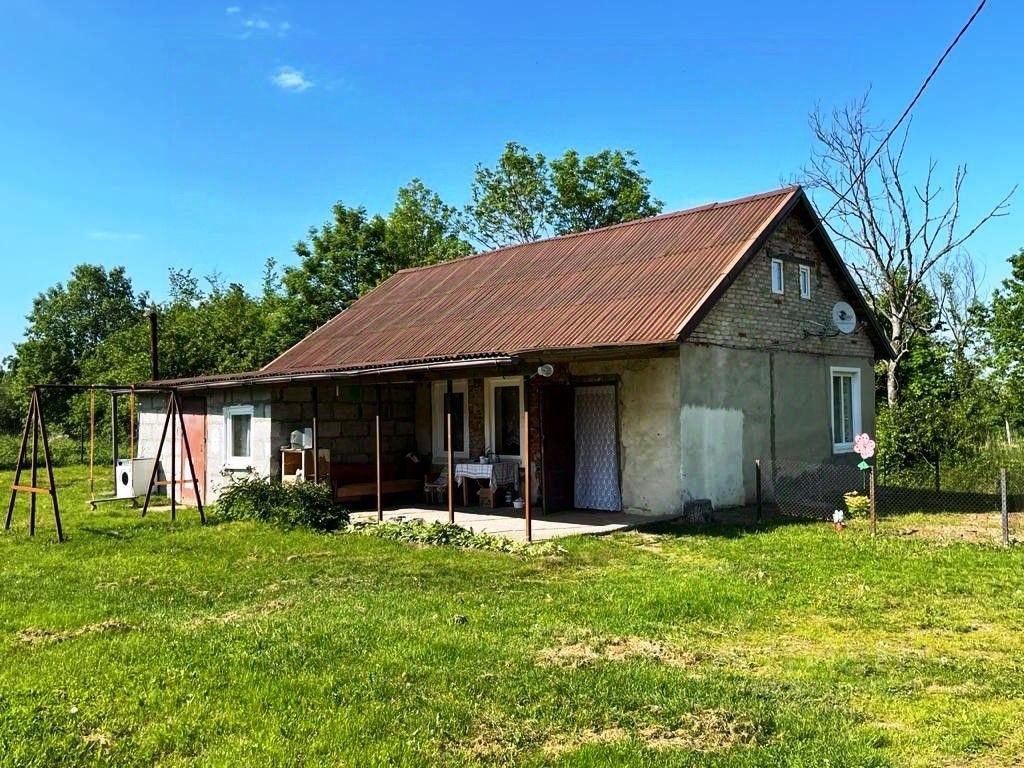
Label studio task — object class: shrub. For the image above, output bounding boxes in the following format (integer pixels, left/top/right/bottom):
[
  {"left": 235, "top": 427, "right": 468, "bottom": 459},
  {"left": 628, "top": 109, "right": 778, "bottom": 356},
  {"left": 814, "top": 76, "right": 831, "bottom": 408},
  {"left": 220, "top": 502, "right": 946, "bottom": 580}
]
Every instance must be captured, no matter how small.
[
  {"left": 843, "top": 491, "right": 870, "bottom": 518},
  {"left": 347, "top": 518, "right": 564, "bottom": 556},
  {"left": 215, "top": 476, "right": 348, "bottom": 531}
]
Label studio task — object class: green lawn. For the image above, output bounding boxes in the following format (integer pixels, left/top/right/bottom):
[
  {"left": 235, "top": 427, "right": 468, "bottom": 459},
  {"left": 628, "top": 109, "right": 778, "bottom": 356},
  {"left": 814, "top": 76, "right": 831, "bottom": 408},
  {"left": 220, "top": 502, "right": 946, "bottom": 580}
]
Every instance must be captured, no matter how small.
[{"left": 2, "top": 466, "right": 1023, "bottom": 767}]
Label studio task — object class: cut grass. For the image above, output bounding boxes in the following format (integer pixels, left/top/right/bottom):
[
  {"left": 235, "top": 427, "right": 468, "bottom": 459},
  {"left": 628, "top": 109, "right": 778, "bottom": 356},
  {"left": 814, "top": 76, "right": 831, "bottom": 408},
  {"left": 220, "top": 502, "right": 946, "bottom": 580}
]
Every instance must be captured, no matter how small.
[{"left": 2, "top": 465, "right": 1023, "bottom": 766}]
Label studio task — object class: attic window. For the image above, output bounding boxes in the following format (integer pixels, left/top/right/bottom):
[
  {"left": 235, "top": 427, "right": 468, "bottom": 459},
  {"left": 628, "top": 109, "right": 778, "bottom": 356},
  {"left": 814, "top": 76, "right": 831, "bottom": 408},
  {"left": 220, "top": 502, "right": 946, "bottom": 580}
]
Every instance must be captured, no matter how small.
[
  {"left": 770, "top": 258, "right": 784, "bottom": 294},
  {"left": 799, "top": 265, "right": 811, "bottom": 299}
]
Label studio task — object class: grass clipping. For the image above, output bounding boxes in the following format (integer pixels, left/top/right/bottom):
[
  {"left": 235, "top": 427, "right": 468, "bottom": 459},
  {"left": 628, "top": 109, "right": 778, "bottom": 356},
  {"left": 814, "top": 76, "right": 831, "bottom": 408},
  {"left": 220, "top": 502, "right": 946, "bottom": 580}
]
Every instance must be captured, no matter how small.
[{"left": 346, "top": 518, "right": 564, "bottom": 556}]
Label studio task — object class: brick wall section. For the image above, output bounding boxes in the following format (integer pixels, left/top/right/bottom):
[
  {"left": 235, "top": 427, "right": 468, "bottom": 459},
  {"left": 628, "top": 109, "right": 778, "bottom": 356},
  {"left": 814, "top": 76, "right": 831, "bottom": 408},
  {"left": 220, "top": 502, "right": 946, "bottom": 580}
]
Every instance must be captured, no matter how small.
[
  {"left": 272, "top": 383, "right": 417, "bottom": 466},
  {"left": 687, "top": 211, "right": 875, "bottom": 358},
  {"left": 468, "top": 378, "right": 485, "bottom": 457}
]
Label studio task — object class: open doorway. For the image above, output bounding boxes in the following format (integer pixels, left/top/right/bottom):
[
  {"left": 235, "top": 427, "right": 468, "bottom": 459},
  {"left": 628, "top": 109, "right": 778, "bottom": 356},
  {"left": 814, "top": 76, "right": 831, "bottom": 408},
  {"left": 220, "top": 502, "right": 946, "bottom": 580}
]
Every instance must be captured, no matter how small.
[{"left": 541, "top": 383, "right": 621, "bottom": 513}]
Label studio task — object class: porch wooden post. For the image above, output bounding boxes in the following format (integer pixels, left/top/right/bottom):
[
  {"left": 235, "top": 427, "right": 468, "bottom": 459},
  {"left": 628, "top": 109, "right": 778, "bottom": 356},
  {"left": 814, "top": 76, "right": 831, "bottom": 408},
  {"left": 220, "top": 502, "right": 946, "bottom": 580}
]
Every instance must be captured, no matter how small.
[
  {"left": 446, "top": 378, "right": 454, "bottom": 525},
  {"left": 375, "top": 383, "right": 383, "bottom": 522},
  {"left": 523, "top": 383, "right": 532, "bottom": 543},
  {"left": 312, "top": 385, "right": 320, "bottom": 485}
]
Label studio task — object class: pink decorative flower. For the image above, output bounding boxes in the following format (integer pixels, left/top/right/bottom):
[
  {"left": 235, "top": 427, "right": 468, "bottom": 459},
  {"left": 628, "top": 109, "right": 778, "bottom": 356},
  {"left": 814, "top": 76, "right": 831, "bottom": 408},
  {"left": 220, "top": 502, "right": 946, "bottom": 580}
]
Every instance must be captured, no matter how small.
[{"left": 854, "top": 433, "right": 876, "bottom": 460}]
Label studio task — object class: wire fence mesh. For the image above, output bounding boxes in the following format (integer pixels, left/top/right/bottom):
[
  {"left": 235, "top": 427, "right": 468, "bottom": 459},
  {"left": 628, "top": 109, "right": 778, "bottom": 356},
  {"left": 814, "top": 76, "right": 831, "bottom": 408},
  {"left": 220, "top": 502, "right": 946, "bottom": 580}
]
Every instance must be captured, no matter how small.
[{"left": 758, "top": 457, "right": 1023, "bottom": 544}]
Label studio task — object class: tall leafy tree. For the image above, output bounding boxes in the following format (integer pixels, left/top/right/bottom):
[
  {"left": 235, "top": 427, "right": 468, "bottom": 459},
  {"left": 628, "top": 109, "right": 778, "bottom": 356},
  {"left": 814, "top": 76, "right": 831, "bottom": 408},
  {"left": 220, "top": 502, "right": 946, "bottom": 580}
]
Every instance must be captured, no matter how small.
[
  {"left": 278, "top": 203, "right": 389, "bottom": 341},
  {"left": 466, "top": 142, "right": 553, "bottom": 248},
  {"left": 983, "top": 248, "right": 1024, "bottom": 441},
  {"left": 385, "top": 179, "right": 471, "bottom": 268},
  {"left": 465, "top": 142, "right": 662, "bottom": 248},
  {"left": 10, "top": 264, "right": 146, "bottom": 425},
  {"left": 550, "top": 149, "right": 662, "bottom": 235}
]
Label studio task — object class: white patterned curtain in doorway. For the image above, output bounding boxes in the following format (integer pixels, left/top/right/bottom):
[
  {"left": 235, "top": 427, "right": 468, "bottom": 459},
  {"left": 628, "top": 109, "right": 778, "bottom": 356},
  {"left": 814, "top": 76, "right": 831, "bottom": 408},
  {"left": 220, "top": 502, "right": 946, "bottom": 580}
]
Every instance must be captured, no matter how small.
[{"left": 573, "top": 385, "right": 621, "bottom": 511}]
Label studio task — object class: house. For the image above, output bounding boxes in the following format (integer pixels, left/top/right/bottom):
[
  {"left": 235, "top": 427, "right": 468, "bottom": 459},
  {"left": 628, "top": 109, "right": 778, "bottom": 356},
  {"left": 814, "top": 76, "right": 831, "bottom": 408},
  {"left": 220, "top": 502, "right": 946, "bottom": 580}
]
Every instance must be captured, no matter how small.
[{"left": 136, "top": 185, "right": 891, "bottom": 515}]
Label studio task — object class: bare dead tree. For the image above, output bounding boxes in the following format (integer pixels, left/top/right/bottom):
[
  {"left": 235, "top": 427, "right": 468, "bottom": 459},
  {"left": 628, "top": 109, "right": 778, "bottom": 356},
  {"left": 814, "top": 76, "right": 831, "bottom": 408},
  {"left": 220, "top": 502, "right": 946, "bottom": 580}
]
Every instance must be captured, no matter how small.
[
  {"left": 802, "top": 93, "right": 1014, "bottom": 406},
  {"left": 932, "top": 249, "right": 983, "bottom": 372}
]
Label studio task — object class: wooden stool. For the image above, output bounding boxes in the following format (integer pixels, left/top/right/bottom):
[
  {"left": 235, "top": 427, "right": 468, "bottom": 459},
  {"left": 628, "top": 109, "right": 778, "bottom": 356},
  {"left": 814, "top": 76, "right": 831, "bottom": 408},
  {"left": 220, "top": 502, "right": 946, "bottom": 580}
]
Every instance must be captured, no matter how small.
[{"left": 477, "top": 485, "right": 497, "bottom": 509}]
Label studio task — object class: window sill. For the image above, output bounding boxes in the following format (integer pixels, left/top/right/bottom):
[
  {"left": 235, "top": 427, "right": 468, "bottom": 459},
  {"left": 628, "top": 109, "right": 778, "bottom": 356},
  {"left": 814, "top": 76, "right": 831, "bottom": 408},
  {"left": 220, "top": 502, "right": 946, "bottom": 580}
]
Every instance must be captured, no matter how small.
[{"left": 832, "top": 445, "right": 855, "bottom": 455}]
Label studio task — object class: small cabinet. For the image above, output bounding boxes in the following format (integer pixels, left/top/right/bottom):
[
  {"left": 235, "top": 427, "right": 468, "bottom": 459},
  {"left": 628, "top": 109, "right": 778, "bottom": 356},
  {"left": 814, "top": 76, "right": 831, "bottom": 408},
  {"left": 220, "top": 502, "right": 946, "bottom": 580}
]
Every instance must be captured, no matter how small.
[{"left": 280, "top": 448, "right": 330, "bottom": 484}]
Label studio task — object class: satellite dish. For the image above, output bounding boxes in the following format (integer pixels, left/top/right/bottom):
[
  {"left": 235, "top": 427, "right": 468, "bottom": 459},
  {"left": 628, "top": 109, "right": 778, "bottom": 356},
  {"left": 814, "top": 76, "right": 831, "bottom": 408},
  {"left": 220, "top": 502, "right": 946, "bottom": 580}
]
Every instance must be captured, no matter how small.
[
  {"left": 536, "top": 364, "right": 554, "bottom": 378},
  {"left": 831, "top": 301, "right": 857, "bottom": 334}
]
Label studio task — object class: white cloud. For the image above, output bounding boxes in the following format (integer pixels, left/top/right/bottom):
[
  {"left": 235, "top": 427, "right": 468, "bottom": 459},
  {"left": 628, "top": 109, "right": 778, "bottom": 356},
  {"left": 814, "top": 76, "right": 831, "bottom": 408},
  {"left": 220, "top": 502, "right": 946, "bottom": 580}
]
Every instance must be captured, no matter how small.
[
  {"left": 278, "top": 21, "right": 291, "bottom": 35},
  {"left": 89, "top": 231, "right": 143, "bottom": 242},
  {"left": 271, "top": 66, "right": 313, "bottom": 92},
  {"left": 243, "top": 17, "right": 270, "bottom": 30},
  {"left": 225, "top": 5, "right": 240, "bottom": 14}
]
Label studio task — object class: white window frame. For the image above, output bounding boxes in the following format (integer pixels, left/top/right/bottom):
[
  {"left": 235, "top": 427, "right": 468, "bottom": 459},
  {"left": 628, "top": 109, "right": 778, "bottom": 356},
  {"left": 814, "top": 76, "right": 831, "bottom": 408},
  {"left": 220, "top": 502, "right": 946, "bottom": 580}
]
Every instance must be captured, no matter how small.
[
  {"left": 771, "top": 258, "right": 784, "bottom": 294},
  {"left": 799, "top": 264, "right": 811, "bottom": 299},
  {"left": 484, "top": 375, "right": 525, "bottom": 463},
  {"left": 829, "top": 367, "right": 861, "bottom": 454},
  {"left": 224, "top": 405, "right": 255, "bottom": 469},
  {"left": 432, "top": 380, "right": 469, "bottom": 461}
]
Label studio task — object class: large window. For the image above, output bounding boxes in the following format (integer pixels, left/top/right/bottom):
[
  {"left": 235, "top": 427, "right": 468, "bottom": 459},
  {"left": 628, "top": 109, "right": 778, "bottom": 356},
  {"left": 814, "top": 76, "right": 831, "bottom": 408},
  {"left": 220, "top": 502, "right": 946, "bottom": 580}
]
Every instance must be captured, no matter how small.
[
  {"left": 830, "top": 367, "right": 861, "bottom": 453},
  {"left": 224, "top": 405, "right": 254, "bottom": 468},
  {"left": 485, "top": 376, "right": 524, "bottom": 461},
  {"left": 432, "top": 381, "right": 468, "bottom": 460}
]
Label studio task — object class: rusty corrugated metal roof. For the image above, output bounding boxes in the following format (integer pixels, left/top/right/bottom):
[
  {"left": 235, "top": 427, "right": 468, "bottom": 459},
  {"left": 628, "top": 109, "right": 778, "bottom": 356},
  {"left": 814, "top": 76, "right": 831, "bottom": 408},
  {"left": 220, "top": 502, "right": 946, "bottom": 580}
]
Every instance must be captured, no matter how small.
[
  {"left": 262, "top": 185, "right": 802, "bottom": 374},
  {"left": 149, "top": 185, "right": 823, "bottom": 388}
]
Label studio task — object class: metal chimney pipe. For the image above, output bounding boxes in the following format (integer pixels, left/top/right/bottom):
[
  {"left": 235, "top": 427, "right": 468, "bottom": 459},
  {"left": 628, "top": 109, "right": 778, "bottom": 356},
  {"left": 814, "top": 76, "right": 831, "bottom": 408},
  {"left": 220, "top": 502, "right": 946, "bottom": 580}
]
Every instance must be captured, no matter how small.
[{"left": 145, "top": 307, "right": 159, "bottom": 381}]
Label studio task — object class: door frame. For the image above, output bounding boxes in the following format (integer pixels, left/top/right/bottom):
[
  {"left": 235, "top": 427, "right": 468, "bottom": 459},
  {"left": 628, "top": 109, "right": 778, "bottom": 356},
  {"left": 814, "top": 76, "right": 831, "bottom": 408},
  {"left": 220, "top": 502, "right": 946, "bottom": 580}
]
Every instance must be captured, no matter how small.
[{"left": 540, "top": 375, "right": 623, "bottom": 513}]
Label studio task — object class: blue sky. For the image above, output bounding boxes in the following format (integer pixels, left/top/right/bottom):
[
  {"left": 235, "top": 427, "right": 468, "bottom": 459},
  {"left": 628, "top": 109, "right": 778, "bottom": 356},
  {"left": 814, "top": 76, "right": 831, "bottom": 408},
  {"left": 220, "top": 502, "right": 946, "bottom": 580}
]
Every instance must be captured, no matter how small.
[{"left": 0, "top": 1, "right": 1021, "bottom": 360}]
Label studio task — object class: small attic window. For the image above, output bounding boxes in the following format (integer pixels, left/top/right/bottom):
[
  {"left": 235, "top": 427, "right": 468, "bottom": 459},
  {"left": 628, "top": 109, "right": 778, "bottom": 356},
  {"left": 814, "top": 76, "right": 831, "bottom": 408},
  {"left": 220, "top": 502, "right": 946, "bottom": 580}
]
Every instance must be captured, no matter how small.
[
  {"left": 770, "top": 258, "right": 784, "bottom": 294},
  {"left": 799, "top": 264, "right": 811, "bottom": 299}
]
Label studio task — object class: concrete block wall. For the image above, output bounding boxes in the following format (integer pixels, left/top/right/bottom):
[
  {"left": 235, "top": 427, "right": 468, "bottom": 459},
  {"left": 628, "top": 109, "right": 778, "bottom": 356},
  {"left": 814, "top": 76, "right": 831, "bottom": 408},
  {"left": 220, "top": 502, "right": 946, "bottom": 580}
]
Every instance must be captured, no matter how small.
[{"left": 272, "top": 383, "right": 418, "bottom": 466}]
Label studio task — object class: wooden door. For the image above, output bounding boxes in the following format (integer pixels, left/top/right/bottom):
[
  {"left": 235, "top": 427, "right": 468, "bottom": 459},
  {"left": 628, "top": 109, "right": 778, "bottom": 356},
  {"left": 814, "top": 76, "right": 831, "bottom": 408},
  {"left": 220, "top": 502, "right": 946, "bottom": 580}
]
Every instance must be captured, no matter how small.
[
  {"left": 541, "top": 384, "right": 574, "bottom": 513},
  {"left": 179, "top": 397, "right": 206, "bottom": 505}
]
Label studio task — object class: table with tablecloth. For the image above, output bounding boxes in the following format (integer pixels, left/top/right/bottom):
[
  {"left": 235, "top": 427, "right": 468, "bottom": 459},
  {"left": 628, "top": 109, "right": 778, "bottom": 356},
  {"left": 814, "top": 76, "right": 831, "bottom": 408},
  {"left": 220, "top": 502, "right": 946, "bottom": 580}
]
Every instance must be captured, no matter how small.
[{"left": 454, "top": 461, "right": 519, "bottom": 505}]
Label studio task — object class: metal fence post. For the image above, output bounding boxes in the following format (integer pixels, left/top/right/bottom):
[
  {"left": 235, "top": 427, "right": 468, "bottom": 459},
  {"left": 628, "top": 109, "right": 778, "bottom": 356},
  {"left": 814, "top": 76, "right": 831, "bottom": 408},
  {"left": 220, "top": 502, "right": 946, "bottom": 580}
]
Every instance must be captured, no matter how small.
[
  {"left": 755, "top": 459, "right": 762, "bottom": 523},
  {"left": 1001, "top": 468, "right": 1009, "bottom": 547},
  {"left": 869, "top": 465, "right": 877, "bottom": 537}
]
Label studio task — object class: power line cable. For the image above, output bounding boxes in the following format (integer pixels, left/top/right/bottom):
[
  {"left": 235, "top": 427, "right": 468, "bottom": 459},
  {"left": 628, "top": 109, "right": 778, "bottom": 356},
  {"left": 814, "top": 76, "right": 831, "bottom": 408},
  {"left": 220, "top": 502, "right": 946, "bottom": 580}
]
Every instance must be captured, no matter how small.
[{"left": 811, "top": 0, "right": 988, "bottom": 227}]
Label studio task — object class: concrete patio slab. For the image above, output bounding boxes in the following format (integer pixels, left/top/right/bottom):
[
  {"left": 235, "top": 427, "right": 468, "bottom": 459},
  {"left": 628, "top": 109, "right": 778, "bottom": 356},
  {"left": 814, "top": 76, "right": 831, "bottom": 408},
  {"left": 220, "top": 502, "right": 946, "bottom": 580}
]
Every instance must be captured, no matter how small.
[{"left": 349, "top": 505, "right": 681, "bottom": 542}]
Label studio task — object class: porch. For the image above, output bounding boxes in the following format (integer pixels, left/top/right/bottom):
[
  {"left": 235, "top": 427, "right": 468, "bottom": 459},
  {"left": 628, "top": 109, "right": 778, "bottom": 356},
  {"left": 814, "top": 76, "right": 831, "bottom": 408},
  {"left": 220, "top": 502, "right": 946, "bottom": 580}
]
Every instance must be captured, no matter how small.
[{"left": 349, "top": 504, "right": 681, "bottom": 542}]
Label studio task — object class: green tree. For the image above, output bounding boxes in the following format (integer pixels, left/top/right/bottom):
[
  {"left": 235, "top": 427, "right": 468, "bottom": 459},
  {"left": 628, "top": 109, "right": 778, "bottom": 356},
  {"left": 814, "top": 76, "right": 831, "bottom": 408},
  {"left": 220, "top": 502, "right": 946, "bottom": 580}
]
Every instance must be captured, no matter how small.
[
  {"left": 983, "top": 248, "right": 1024, "bottom": 441},
  {"left": 550, "top": 149, "right": 662, "bottom": 235},
  {"left": 278, "top": 203, "right": 389, "bottom": 343},
  {"left": 10, "top": 264, "right": 146, "bottom": 425},
  {"left": 466, "top": 142, "right": 552, "bottom": 248},
  {"left": 385, "top": 179, "right": 471, "bottom": 268},
  {"left": 465, "top": 142, "right": 663, "bottom": 248}
]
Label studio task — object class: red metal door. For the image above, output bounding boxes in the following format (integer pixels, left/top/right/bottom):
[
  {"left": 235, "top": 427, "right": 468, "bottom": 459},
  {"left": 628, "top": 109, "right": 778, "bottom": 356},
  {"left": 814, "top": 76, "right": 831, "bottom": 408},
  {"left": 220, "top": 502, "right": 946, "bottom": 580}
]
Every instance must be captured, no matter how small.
[{"left": 179, "top": 397, "right": 206, "bottom": 505}]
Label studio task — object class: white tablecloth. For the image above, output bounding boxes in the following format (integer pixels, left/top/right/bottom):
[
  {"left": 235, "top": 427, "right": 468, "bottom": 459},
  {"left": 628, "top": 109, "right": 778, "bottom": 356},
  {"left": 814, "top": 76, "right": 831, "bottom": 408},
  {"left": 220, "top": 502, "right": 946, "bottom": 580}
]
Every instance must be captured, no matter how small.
[{"left": 454, "top": 461, "right": 518, "bottom": 488}]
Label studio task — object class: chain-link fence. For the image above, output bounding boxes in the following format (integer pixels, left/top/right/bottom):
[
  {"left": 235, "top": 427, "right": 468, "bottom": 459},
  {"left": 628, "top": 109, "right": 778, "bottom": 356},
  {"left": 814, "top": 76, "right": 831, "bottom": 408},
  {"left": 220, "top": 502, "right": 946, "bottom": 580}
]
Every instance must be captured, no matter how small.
[{"left": 757, "top": 457, "right": 1023, "bottom": 544}]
